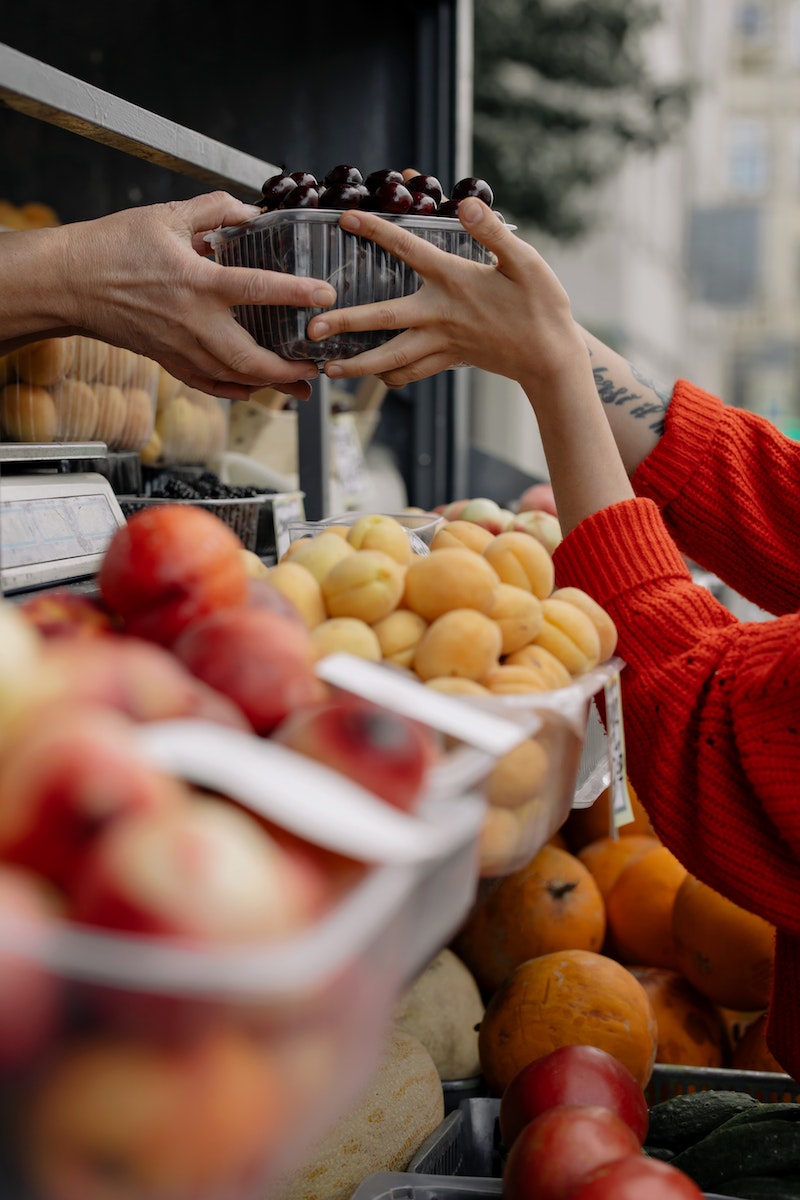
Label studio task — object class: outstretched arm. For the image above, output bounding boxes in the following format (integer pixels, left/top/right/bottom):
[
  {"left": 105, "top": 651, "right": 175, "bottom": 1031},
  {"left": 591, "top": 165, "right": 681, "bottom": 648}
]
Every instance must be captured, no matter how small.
[{"left": 0, "top": 192, "right": 337, "bottom": 402}]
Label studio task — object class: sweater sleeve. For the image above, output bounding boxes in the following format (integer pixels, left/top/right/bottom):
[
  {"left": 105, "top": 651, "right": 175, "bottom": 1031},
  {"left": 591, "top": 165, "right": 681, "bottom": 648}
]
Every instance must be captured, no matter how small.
[
  {"left": 631, "top": 379, "right": 800, "bottom": 615},
  {"left": 553, "top": 497, "right": 800, "bottom": 938}
]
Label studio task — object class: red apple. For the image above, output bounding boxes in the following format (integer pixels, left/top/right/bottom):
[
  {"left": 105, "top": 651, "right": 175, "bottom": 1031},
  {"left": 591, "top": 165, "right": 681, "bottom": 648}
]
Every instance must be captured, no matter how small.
[
  {"left": 0, "top": 702, "right": 189, "bottom": 890},
  {"left": 270, "top": 694, "right": 439, "bottom": 812},
  {"left": 502, "top": 1104, "right": 642, "bottom": 1200},
  {"left": 567, "top": 1153, "right": 705, "bottom": 1200},
  {"left": 173, "top": 606, "right": 328, "bottom": 736},
  {"left": 0, "top": 865, "right": 62, "bottom": 1068},
  {"left": 499, "top": 1045, "right": 649, "bottom": 1150},
  {"left": 517, "top": 483, "right": 558, "bottom": 517},
  {"left": 17, "top": 590, "right": 119, "bottom": 640},
  {"left": 97, "top": 504, "right": 250, "bottom": 646},
  {"left": 70, "top": 794, "right": 332, "bottom": 941}
]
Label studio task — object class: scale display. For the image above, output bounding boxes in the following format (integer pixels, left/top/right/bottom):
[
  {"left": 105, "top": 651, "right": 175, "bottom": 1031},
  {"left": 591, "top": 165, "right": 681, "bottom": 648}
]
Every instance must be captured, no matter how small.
[{"left": 0, "top": 473, "right": 126, "bottom": 594}]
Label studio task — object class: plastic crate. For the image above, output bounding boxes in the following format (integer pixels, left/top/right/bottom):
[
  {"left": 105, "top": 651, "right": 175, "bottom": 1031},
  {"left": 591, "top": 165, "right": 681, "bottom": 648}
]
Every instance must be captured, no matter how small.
[
  {"left": 350, "top": 1172, "right": 504, "bottom": 1199},
  {"left": 118, "top": 494, "right": 270, "bottom": 553},
  {"left": 442, "top": 1077, "right": 487, "bottom": 1115},
  {"left": 645, "top": 1062, "right": 800, "bottom": 1105},
  {"left": 408, "top": 1099, "right": 501, "bottom": 1177}
]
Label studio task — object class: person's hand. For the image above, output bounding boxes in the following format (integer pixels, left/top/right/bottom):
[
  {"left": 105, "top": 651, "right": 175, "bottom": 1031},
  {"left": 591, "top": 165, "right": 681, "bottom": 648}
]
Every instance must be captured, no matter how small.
[
  {"left": 305, "top": 198, "right": 586, "bottom": 398},
  {"left": 4, "top": 193, "right": 337, "bottom": 402}
]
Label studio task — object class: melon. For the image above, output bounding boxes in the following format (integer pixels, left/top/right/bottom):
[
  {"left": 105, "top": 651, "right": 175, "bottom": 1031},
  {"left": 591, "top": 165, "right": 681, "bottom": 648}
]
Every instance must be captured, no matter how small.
[
  {"left": 274, "top": 1027, "right": 444, "bottom": 1200},
  {"left": 394, "top": 948, "right": 484, "bottom": 1080}
]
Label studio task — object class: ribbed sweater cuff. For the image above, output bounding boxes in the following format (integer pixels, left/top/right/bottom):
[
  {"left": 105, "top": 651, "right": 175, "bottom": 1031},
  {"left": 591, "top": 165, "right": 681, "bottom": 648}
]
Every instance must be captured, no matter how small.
[{"left": 632, "top": 379, "right": 726, "bottom": 509}]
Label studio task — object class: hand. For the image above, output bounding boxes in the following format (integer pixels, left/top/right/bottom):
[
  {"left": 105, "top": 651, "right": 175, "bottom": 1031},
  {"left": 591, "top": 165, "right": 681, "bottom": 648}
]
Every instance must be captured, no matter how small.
[
  {"left": 305, "top": 198, "right": 587, "bottom": 398},
  {"left": 1, "top": 193, "right": 337, "bottom": 402}
]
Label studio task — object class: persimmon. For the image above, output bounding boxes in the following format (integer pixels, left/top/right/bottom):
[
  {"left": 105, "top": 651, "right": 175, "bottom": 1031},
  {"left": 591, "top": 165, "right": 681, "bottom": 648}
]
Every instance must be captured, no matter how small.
[
  {"left": 478, "top": 948, "right": 658, "bottom": 1094},
  {"left": 577, "top": 835, "right": 661, "bottom": 903},
  {"left": 627, "top": 966, "right": 729, "bottom": 1068},
  {"left": 451, "top": 844, "right": 606, "bottom": 996},
  {"left": 671, "top": 874, "right": 775, "bottom": 1011},
  {"left": 562, "top": 779, "right": 655, "bottom": 853},
  {"left": 730, "top": 1012, "right": 787, "bottom": 1076},
  {"left": 605, "top": 846, "right": 687, "bottom": 970}
]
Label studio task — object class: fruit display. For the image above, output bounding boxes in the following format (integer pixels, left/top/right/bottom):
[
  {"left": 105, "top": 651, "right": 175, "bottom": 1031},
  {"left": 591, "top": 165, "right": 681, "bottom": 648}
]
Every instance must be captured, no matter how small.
[
  {"left": 274, "top": 506, "right": 621, "bottom": 876},
  {"left": 140, "top": 367, "right": 230, "bottom": 466},
  {"left": 0, "top": 502, "right": 492, "bottom": 1200},
  {"left": 208, "top": 167, "right": 503, "bottom": 362}
]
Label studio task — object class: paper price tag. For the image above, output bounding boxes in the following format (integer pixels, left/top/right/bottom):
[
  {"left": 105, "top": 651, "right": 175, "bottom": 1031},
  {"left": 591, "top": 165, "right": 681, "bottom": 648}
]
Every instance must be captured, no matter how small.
[
  {"left": 604, "top": 671, "right": 633, "bottom": 831},
  {"left": 271, "top": 492, "right": 306, "bottom": 560},
  {"left": 331, "top": 413, "right": 367, "bottom": 501}
]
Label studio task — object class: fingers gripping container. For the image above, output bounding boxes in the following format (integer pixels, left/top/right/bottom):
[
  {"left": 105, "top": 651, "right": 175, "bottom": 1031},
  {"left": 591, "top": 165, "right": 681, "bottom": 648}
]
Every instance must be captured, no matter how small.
[{"left": 208, "top": 209, "right": 498, "bottom": 362}]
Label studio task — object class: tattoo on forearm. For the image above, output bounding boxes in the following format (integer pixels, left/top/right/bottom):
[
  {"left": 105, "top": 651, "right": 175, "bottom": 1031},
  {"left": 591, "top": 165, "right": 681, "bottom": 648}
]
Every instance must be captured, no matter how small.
[{"left": 590, "top": 363, "right": 668, "bottom": 436}]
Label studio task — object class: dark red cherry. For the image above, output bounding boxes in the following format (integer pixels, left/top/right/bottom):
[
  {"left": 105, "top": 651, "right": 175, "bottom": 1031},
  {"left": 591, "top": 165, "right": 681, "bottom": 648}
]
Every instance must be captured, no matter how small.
[
  {"left": 365, "top": 168, "right": 404, "bottom": 194},
  {"left": 404, "top": 174, "right": 444, "bottom": 206},
  {"left": 260, "top": 173, "right": 297, "bottom": 209},
  {"left": 409, "top": 191, "right": 438, "bottom": 216},
  {"left": 280, "top": 184, "right": 320, "bottom": 209},
  {"left": 324, "top": 164, "right": 364, "bottom": 188},
  {"left": 437, "top": 198, "right": 462, "bottom": 218},
  {"left": 321, "top": 183, "right": 366, "bottom": 210},
  {"left": 373, "top": 181, "right": 413, "bottom": 214},
  {"left": 451, "top": 176, "right": 494, "bottom": 206},
  {"left": 289, "top": 171, "right": 319, "bottom": 189}
]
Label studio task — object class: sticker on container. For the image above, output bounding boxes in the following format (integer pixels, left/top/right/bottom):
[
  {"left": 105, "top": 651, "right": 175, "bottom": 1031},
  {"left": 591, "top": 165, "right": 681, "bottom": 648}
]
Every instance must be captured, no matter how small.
[
  {"left": 604, "top": 670, "right": 632, "bottom": 831},
  {"left": 330, "top": 413, "right": 368, "bottom": 501},
  {"left": 272, "top": 492, "right": 306, "bottom": 560}
]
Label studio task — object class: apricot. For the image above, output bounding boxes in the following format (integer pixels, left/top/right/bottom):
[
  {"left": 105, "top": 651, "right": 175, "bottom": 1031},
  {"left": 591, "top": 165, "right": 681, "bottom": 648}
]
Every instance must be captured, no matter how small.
[
  {"left": 372, "top": 609, "right": 428, "bottom": 668},
  {"left": 139, "top": 430, "right": 163, "bottom": 465},
  {"left": 156, "top": 366, "right": 182, "bottom": 407},
  {"left": 425, "top": 677, "right": 492, "bottom": 696},
  {"left": 403, "top": 547, "right": 500, "bottom": 622},
  {"left": 282, "top": 531, "right": 355, "bottom": 583},
  {"left": 11, "top": 337, "right": 75, "bottom": 386},
  {"left": 266, "top": 561, "right": 326, "bottom": 629},
  {"left": 91, "top": 384, "right": 128, "bottom": 446},
  {"left": 503, "top": 643, "right": 573, "bottom": 689},
  {"left": 50, "top": 379, "right": 99, "bottom": 440},
  {"left": 104, "top": 345, "right": 140, "bottom": 387},
  {"left": 156, "top": 395, "right": 205, "bottom": 461},
  {"left": 0, "top": 382, "right": 57, "bottom": 442},
  {"left": 484, "top": 736, "right": 550, "bottom": 809},
  {"left": 128, "top": 355, "right": 160, "bottom": 395},
  {"left": 239, "top": 549, "right": 270, "bottom": 580},
  {"left": 118, "top": 387, "right": 155, "bottom": 451},
  {"left": 481, "top": 663, "right": 554, "bottom": 694},
  {"left": 479, "top": 806, "right": 523, "bottom": 875},
  {"left": 321, "top": 549, "right": 406, "bottom": 623},
  {"left": 346, "top": 513, "right": 413, "bottom": 565},
  {"left": 487, "top": 582, "right": 544, "bottom": 655},
  {"left": 68, "top": 336, "right": 110, "bottom": 383},
  {"left": 309, "top": 617, "right": 382, "bottom": 662},
  {"left": 532, "top": 597, "right": 602, "bottom": 675},
  {"left": 551, "top": 586, "right": 618, "bottom": 662},
  {"left": 431, "top": 519, "right": 495, "bottom": 554},
  {"left": 482, "top": 530, "right": 554, "bottom": 599},
  {"left": 413, "top": 609, "right": 503, "bottom": 681}
]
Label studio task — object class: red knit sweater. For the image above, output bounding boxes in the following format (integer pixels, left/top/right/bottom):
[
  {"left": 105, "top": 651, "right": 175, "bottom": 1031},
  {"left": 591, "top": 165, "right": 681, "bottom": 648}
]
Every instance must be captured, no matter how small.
[{"left": 552, "top": 379, "right": 800, "bottom": 1079}]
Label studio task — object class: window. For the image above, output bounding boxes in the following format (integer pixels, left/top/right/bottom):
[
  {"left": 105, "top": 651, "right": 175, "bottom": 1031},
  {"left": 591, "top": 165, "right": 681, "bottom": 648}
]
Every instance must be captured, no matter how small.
[{"left": 727, "top": 119, "right": 769, "bottom": 195}]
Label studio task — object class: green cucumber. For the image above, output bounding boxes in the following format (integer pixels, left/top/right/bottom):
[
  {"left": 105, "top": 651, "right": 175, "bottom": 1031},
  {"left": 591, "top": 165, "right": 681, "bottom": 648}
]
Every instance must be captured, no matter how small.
[
  {"left": 670, "top": 1119, "right": 800, "bottom": 1191},
  {"left": 645, "top": 1090, "right": 761, "bottom": 1152}
]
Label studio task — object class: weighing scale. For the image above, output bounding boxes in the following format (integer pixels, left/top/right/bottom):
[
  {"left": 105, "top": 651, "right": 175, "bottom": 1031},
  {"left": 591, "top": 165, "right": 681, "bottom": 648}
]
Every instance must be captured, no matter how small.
[{"left": 0, "top": 444, "right": 126, "bottom": 596}]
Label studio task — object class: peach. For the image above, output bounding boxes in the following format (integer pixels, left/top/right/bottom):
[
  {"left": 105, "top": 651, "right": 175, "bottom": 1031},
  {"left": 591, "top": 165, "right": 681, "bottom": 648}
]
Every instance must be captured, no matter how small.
[
  {"left": 413, "top": 609, "right": 503, "bottom": 681},
  {"left": 320, "top": 549, "right": 406, "bottom": 623},
  {"left": 551, "top": 586, "right": 618, "bottom": 662},
  {"left": 532, "top": 596, "right": 602, "bottom": 675},
  {"left": 0, "top": 381, "right": 57, "bottom": 441},
  {"left": 481, "top": 663, "right": 555, "bottom": 695},
  {"left": 282, "top": 531, "right": 356, "bottom": 583},
  {"left": 90, "top": 383, "right": 128, "bottom": 445},
  {"left": 487, "top": 582, "right": 544, "bottom": 655},
  {"left": 155, "top": 394, "right": 204, "bottom": 460},
  {"left": 345, "top": 513, "right": 414, "bottom": 565},
  {"left": 266, "top": 561, "right": 326, "bottom": 629},
  {"left": 68, "top": 336, "right": 110, "bottom": 383},
  {"left": 511, "top": 509, "right": 563, "bottom": 555},
  {"left": 173, "top": 606, "right": 327, "bottom": 735},
  {"left": 11, "top": 336, "right": 75, "bottom": 386},
  {"left": 0, "top": 600, "right": 44, "bottom": 744},
  {"left": 372, "top": 609, "right": 428, "bottom": 668},
  {"left": 459, "top": 496, "right": 508, "bottom": 535},
  {"left": 484, "top": 737, "right": 550, "bottom": 809},
  {"left": 424, "top": 677, "right": 492, "bottom": 697},
  {"left": 482, "top": 530, "right": 555, "bottom": 599},
  {"left": 517, "top": 482, "right": 558, "bottom": 516},
  {"left": 16, "top": 590, "right": 117, "bottom": 640},
  {"left": 403, "top": 547, "right": 500, "bottom": 622},
  {"left": 431, "top": 519, "right": 495, "bottom": 554},
  {"left": 97, "top": 504, "right": 250, "bottom": 646},
  {"left": 0, "top": 865, "right": 61, "bottom": 1068},
  {"left": 503, "top": 643, "right": 573, "bottom": 690},
  {"left": 272, "top": 694, "right": 438, "bottom": 812},
  {"left": 309, "top": 617, "right": 382, "bottom": 662},
  {"left": 50, "top": 378, "right": 99, "bottom": 439},
  {"left": 438, "top": 498, "right": 470, "bottom": 520},
  {"left": 71, "top": 793, "right": 331, "bottom": 940},
  {"left": 25, "top": 1026, "right": 283, "bottom": 1200},
  {"left": 0, "top": 702, "right": 189, "bottom": 890}
]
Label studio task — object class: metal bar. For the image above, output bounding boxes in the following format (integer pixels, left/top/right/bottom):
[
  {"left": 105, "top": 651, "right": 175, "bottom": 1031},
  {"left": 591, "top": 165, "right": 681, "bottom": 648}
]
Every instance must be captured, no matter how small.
[
  {"left": 0, "top": 42, "right": 279, "bottom": 199},
  {"left": 297, "top": 377, "right": 330, "bottom": 521}
]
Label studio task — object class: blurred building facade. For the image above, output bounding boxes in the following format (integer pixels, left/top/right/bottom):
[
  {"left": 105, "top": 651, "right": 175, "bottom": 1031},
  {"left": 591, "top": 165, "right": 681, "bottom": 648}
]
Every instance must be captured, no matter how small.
[{"left": 472, "top": 0, "right": 800, "bottom": 486}]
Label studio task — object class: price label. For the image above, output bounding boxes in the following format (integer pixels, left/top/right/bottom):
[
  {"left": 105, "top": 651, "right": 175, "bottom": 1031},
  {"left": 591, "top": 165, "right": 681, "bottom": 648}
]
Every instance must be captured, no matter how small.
[
  {"left": 271, "top": 492, "right": 306, "bottom": 560},
  {"left": 330, "top": 413, "right": 367, "bottom": 502},
  {"left": 604, "top": 671, "right": 633, "bottom": 832}
]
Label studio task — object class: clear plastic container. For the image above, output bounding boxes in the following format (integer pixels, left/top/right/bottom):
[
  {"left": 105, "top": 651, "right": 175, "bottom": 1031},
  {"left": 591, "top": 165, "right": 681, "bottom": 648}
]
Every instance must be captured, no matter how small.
[
  {"left": 208, "top": 209, "right": 499, "bottom": 361},
  {"left": 288, "top": 510, "right": 445, "bottom": 556},
  {"left": 0, "top": 336, "right": 157, "bottom": 451}
]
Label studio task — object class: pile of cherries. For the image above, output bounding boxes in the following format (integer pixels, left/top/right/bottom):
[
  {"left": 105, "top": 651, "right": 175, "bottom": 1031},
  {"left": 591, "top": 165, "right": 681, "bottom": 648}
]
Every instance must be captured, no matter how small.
[{"left": 259, "top": 164, "right": 494, "bottom": 218}]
